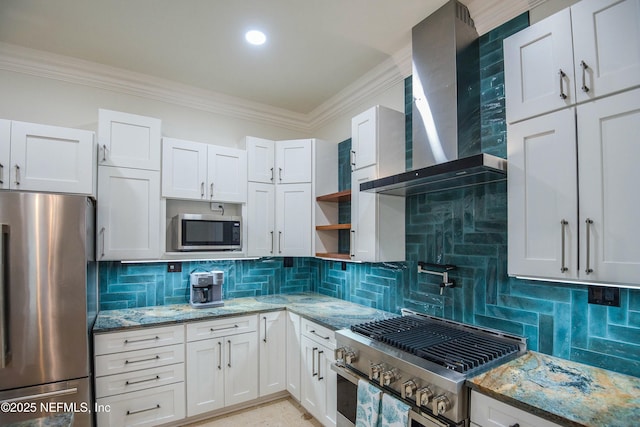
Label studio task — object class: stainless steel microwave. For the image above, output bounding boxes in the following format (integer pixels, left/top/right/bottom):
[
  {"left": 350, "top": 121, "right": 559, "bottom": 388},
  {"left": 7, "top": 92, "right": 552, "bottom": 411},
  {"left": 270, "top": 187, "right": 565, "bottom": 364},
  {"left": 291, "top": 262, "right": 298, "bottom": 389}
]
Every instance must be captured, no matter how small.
[{"left": 172, "top": 214, "right": 241, "bottom": 251}]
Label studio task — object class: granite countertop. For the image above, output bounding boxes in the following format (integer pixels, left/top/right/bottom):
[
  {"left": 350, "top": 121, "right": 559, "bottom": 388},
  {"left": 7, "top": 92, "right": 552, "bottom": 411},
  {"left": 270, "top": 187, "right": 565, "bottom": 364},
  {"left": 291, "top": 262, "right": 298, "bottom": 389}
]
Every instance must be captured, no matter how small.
[
  {"left": 4, "top": 413, "right": 73, "bottom": 427},
  {"left": 93, "top": 292, "right": 398, "bottom": 333},
  {"left": 468, "top": 351, "right": 640, "bottom": 427}
]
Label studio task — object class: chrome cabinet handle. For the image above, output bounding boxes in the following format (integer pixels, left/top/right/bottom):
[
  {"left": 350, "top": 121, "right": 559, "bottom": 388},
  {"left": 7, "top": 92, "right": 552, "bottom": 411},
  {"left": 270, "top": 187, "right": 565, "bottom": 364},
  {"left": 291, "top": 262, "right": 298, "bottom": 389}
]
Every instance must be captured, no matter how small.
[
  {"left": 126, "top": 404, "right": 160, "bottom": 416},
  {"left": 126, "top": 375, "right": 160, "bottom": 386},
  {"left": 310, "top": 330, "right": 331, "bottom": 341},
  {"left": 218, "top": 341, "right": 222, "bottom": 370},
  {"left": 125, "top": 355, "right": 159, "bottom": 364},
  {"left": 278, "top": 167, "right": 283, "bottom": 182},
  {"left": 312, "top": 347, "right": 317, "bottom": 376},
  {"left": 559, "top": 69, "right": 568, "bottom": 99},
  {"left": 210, "top": 183, "right": 214, "bottom": 200},
  {"left": 350, "top": 230, "right": 355, "bottom": 257},
  {"left": 100, "top": 227, "right": 106, "bottom": 258},
  {"left": 210, "top": 325, "right": 238, "bottom": 333},
  {"left": 278, "top": 231, "right": 282, "bottom": 254},
  {"left": 14, "top": 165, "right": 20, "bottom": 186},
  {"left": 580, "top": 60, "right": 590, "bottom": 93},
  {"left": 124, "top": 336, "right": 159, "bottom": 344},
  {"left": 201, "top": 182, "right": 205, "bottom": 198},
  {"left": 318, "top": 350, "right": 324, "bottom": 381},
  {"left": 102, "top": 144, "right": 107, "bottom": 162},
  {"left": 270, "top": 167, "right": 274, "bottom": 182},
  {"left": 270, "top": 231, "right": 274, "bottom": 254},
  {"left": 560, "top": 219, "right": 568, "bottom": 273},
  {"left": 585, "top": 218, "right": 594, "bottom": 274},
  {"left": 227, "top": 339, "right": 232, "bottom": 368},
  {"left": 350, "top": 150, "right": 356, "bottom": 170},
  {"left": 0, "top": 225, "right": 8, "bottom": 369},
  {"left": 263, "top": 316, "right": 268, "bottom": 343},
  {"left": 0, "top": 162, "right": 4, "bottom": 185}
]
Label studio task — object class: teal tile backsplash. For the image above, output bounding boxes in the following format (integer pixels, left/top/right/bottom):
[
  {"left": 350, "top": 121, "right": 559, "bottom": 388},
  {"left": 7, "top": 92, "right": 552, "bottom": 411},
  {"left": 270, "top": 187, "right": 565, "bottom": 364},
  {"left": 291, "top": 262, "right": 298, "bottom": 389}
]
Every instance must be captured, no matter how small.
[{"left": 98, "top": 13, "right": 640, "bottom": 378}]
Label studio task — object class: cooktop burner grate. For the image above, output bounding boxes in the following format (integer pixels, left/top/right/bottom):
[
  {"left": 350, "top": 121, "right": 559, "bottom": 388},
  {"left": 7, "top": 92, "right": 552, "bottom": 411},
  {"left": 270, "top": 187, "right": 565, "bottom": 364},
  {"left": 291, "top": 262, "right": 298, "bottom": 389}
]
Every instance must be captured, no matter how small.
[{"left": 351, "top": 316, "right": 520, "bottom": 373}]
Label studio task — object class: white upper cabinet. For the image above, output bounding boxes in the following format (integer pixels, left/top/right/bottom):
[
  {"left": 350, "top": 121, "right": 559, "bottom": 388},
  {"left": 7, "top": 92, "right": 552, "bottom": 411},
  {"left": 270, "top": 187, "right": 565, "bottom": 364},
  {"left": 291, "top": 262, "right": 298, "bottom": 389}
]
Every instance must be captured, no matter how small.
[
  {"left": 247, "top": 182, "right": 276, "bottom": 256},
  {"left": 0, "top": 119, "right": 11, "bottom": 190},
  {"left": 246, "top": 136, "right": 275, "bottom": 183},
  {"left": 504, "top": 9, "right": 574, "bottom": 123},
  {"left": 507, "top": 108, "right": 578, "bottom": 280},
  {"left": 572, "top": 0, "right": 640, "bottom": 103},
  {"left": 276, "top": 183, "right": 312, "bottom": 256},
  {"left": 276, "top": 139, "right": 312, "bottom": 184},
  {"left": 7, "top": 121, "right": 95, "bottom": 195},
  {"left": 350, "top": 105, "right": 405, "bottom": 176},
  {"left": 577, "top": 88, "right": 640, "bottom": 284},
  {"left": 162, "top": 137, "right": 247, "bottom": 203},
  {"left": 98, "top": 109, "right": 161, "bottom": 170}
]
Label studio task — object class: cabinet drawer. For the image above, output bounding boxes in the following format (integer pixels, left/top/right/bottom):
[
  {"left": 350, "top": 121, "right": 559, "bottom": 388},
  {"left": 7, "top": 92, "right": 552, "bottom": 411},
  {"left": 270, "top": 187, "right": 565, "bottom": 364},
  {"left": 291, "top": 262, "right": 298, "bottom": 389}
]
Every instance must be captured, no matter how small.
[
  {"left": 95, "top": 325, "right": 184, "bottom": 355},
  {"left": 301, "top": 318, "right": 336, "bottom": 349},
  {"left": 187, "top": 314, "right": 257, "bottom": 342},
  {"left": 95, "top": 363, "right": 185, "bottom": 398},
  {"left": 96, "top": 383, "right": 185, "bottom": 427},
  {"left": 95, "top": 344, "right": 184, "bottom": 377},
  {"left": 470, "top": 390, "right": 562, "bottom": 427}
]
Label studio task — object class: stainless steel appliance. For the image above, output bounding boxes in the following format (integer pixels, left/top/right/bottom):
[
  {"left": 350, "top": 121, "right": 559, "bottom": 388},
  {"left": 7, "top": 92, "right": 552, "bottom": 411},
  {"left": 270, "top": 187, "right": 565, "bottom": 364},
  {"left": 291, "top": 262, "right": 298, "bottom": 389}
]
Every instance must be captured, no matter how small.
[
  {"left": 334, "top": 310, "right": 526, "bottom": 427},
  {"left": 190, "top": 271, "right": 224, "bottom": 308},
  {"left": 0, "top": 192, "right": 96, "bottom": 425},
  {"left": 172, "top": 213, "right": 241, "bottom": 251}
]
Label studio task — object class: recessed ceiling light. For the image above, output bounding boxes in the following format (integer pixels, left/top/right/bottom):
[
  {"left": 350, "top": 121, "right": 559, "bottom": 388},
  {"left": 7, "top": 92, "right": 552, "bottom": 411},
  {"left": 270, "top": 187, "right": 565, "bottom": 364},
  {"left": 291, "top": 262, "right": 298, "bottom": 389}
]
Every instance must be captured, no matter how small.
[{"left": 245, "top": 30, "right": 266, "bottom": 46}]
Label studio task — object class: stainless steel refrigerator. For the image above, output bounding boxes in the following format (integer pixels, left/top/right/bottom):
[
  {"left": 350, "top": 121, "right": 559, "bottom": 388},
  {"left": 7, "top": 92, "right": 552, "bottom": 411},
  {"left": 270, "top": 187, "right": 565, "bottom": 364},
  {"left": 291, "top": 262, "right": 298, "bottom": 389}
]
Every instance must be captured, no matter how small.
[{"left": 0, "top": 191, "right": 97, "bottom": 426}]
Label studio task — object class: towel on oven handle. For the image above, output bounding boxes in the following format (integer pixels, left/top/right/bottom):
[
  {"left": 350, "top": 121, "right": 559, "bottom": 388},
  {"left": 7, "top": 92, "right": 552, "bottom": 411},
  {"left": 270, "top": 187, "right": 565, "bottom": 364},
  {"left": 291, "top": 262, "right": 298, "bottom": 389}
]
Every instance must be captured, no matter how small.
[
  {"left": 381, "top": 392, "right": 411, "bottom": 427},
  {"left": 355, "top": 379, "right": 382, "bottom": 427}
]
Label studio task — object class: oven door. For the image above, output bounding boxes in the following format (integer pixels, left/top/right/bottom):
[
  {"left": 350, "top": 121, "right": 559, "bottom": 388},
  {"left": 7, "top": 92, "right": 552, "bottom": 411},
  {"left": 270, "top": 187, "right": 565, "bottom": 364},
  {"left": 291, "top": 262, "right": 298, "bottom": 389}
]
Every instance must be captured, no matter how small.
[{"left": 332, "top": 364, "right": 452, "bottom": 427}]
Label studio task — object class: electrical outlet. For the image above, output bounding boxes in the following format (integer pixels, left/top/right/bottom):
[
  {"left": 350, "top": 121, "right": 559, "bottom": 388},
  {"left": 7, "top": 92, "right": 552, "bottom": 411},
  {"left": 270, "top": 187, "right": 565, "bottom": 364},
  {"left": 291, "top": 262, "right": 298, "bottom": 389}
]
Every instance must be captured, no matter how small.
[
  {"left": 167, "top": 262, "right": 182, "bottom": 273},
  {"left": 588, "top": 285, "right": 620, "bottom": 307},
  {"left": 284, "top": 257, "right": 293, "bottom": 268}
]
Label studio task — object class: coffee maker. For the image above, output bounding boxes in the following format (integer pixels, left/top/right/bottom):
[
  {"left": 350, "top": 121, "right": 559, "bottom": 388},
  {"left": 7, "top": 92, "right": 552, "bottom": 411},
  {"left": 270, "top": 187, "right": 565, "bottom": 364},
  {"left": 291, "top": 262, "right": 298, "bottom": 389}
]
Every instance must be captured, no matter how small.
[{"left": 190, "top": 271, "right": 224, "bottom": 308}]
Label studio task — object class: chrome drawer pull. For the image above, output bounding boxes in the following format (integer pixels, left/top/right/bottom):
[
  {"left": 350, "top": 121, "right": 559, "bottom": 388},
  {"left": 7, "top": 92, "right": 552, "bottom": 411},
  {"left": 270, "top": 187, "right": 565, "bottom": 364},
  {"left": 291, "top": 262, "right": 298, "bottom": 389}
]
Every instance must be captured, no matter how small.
[
  {"left": 125, "top": 355, "right": 159, "bottom": 364},
  {"left": 310, "top": 330, "right": 331, "bottom": 340},
  {"left": 126, "top": 375, "right": 160, "bottom": 386},
  {"left": 124, "top": 336, "right": 159, "bottom": 344},
  {"left": 126, "top": 404, "right": 160, "bottom": 416},
  {"left": 210, "top": 325, "right": 238, "bottom": 332}
]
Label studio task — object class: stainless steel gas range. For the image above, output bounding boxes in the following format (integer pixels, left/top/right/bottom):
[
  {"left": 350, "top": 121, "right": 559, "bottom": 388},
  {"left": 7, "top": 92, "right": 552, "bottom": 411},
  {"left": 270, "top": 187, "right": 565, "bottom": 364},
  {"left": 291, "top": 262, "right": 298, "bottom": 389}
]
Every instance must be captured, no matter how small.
[{"left": 333, "top": 310, "right": 526, "bottom": 427}]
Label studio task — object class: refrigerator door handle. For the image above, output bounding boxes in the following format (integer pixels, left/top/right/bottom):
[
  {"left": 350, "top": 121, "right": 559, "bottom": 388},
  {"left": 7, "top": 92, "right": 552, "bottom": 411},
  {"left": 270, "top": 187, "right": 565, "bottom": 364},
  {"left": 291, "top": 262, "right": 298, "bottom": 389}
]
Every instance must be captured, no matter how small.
[
  {"left": 0, "top": 224, "right": 8, "bottom": 369},
  {"left": 0, "top": 387, "right": 78, "bottom": 404}
]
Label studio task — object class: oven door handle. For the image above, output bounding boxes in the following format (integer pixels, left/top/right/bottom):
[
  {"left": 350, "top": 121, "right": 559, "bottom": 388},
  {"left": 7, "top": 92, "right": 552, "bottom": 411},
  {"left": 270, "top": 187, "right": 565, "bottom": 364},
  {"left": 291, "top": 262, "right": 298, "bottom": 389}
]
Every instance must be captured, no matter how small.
[{"left": 331, "top": 363, "right": 359, "bottom": 386}]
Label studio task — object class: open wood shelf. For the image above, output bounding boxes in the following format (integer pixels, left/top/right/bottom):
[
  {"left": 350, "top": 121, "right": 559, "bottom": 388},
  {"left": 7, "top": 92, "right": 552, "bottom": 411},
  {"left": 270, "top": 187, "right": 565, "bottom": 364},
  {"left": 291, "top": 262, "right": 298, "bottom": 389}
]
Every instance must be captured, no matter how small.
[
  {"left": 315, "top": 252, "right": 351, "bottom": 260},
  {"left": 315, "top": 223, "right": 351, "bottom": 231},
  {"left": 316, "top": 189, "right": 351, "bottom": 203}
]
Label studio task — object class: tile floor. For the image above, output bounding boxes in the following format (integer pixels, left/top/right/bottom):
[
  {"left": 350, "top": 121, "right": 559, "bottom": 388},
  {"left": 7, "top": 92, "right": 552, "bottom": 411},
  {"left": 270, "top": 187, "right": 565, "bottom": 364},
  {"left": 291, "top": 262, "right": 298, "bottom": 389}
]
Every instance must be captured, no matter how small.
[{"left": 185, "top": 397, "right": 323, "bottom": 427}]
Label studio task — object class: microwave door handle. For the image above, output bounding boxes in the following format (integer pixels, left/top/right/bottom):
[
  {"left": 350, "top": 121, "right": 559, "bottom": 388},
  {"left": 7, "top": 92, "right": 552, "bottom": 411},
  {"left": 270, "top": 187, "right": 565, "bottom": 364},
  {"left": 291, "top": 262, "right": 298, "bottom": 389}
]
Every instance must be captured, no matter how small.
[{"left": 0, "top": 224, "right": 9, "bottom": 369}]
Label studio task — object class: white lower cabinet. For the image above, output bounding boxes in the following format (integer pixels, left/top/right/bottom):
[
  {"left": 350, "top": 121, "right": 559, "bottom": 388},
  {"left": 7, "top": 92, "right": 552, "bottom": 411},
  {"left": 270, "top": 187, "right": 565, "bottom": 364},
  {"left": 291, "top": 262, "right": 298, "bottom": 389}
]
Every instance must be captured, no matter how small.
[
  {"left": 259, "top": 311, "right": 287, "bottom": 396},
  {"left": 470, "top": 390, "right": 562, "bottom": 427},
  {"left": 94, "top": 325, "right": 186, "bottom": 427},
  {"left": 186, "top": 316, "right": 258, "bottom": 417},
  {"left": 300, "top": 319, "right": 336, "bottom": 427},
  {"left": 286, "top": 312, "right": 302, "bottom": 401}
]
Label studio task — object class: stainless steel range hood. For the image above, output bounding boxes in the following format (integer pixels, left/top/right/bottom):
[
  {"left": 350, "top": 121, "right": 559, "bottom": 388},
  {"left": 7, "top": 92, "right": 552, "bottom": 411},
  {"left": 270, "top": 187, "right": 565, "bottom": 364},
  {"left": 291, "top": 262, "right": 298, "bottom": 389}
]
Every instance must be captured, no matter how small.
[{"left": 363, "top": 0, "right": 506, "bottom": 196}]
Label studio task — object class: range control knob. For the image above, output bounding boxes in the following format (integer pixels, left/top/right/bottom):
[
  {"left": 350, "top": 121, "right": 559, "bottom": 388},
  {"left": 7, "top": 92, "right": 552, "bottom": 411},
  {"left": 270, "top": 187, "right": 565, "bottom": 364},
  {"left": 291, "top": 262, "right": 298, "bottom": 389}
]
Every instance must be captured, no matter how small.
[
  {"left": 344, "top": 351, "right": 357, "bottom": 364},
  {"left": 380, "top": 370, "right": 397, "bottom": 387},
  {"left": 433, "top": 395, "right": 451, "bottom": 415},
  {"left": 369, "top": 364, "right": 383, "bottom": 381},
  {"left": 416, "top": 387, "right": 433, "bottom": 408},
  {"left": 334, "top": 347, "right": 345, "bottom": 360},
  {"left": 401, "top": 380, "right": 417, "bottom": 399}
]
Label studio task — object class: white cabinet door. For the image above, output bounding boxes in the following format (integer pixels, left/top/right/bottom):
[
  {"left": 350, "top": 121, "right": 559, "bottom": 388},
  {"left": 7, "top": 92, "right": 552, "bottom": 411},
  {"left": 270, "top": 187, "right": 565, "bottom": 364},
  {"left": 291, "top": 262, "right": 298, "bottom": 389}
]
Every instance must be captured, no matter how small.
[
  {"left": 572, "top": 0, "right": 640, "bottom": 103},
  {"left": 276, "top": 183, "right": 312, "bottom": 256},
  {"left": 246, "top": 136, "right": 275, "bottom": 183},
  {"left": 578, "top": 89, "right": 640, "bottom": 285},
  {"left": 507, "top": 108, "right": 578, "bottom": 280},
  {"left": 300, "top": 335, "right": 324, "bottom": 423},
  {"left": 97, "top": 167, "right": 160, "bottom": 260},
  {"left": 161, "top": 137, "right": 207, "bottom": 200},
  {"left": 224, "top": 331, "right": 258, "bottom": 407},
  {"left": 98, "top": 109, "right": 161, "bottom": 171},
  {"left": 247, "top": 182, "right": 276, "bottom": 257},
  {"left": 320, "top": 347, "right": 337, "bottom": 427},
  {"left": 504, "top": 8, "right": 574, "bottom": 123},
  {"left": 186, "top": 339, "right": 225, "bottom": 416},
  {"left": 259, "top": 311, "right": 286, "bottom": 397},
  {"left": 208, "top": 145, "right": 247, "bottom": 203},
  {"left": 351, "top": 166, "right": 377, "bottom": 262},
  {"left": 351, "top": 107, "right": 377, "bottom": 171},
  {"left": 9, "top": 121, "right": 94, "bottom": 195},
  {"left": 0, "top": 119, "right": 10, "bottom": 190},
  {"left": 276, "top": 139, "right": 312, "bottom": 184},
  {"left": 286, "top": 312, "right": 301, "bottom": 401}
]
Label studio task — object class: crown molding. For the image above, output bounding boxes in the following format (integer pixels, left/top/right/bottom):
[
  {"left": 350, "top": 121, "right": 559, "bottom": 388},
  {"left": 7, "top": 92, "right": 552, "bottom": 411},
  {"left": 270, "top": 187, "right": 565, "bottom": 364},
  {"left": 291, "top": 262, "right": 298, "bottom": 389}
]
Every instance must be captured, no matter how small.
[{"left": 0, "top": 41, "right": 411, "bottom": 134}]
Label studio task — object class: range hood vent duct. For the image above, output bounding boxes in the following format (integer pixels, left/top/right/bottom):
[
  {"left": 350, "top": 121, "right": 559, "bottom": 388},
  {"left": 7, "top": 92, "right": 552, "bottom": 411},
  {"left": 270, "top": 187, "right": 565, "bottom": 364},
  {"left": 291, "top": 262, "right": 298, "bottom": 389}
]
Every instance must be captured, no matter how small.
[{"left": 363, "top": 0, "right": 506, "bottom": 196}]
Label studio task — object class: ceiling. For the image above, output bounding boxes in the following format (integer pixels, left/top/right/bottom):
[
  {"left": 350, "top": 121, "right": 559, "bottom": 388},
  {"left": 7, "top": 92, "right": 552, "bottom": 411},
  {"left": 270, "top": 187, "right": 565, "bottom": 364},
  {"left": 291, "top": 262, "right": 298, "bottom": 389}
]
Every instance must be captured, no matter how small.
[{"left": 0, "top": 1, "right": 532, "bottom": 116}]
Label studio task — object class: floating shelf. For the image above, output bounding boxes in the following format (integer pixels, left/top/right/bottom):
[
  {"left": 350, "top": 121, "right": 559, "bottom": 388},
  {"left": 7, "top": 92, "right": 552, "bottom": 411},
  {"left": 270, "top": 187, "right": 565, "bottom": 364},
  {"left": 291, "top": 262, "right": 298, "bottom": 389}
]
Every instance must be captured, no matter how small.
[
  {"left": 316, "top": 189, "right": 351, "bottom": 203},
  {"left": 315, "top": 252, "right": 351, "bottom": 260},
  {"left": 316, "top": 223, "right": 351, "bottom": 231}
]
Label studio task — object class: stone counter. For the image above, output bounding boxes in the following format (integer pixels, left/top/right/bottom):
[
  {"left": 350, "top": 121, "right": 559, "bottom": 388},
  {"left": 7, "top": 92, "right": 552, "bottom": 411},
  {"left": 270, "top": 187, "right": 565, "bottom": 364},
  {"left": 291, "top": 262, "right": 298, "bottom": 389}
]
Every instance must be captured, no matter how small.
[
  {"left": 468, "top": 351, "right": 640, "bottom": 427},
  {"left": 93, "top": 292, "right": 397, "bottom": 333}
]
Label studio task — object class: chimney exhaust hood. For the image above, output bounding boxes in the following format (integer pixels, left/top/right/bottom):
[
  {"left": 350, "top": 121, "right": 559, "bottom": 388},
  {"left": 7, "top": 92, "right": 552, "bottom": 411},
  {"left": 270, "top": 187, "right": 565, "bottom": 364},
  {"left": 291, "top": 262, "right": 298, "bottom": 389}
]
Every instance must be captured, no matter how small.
[{"left": 363, "top": 0, "right": 506, "bottom": 196}]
